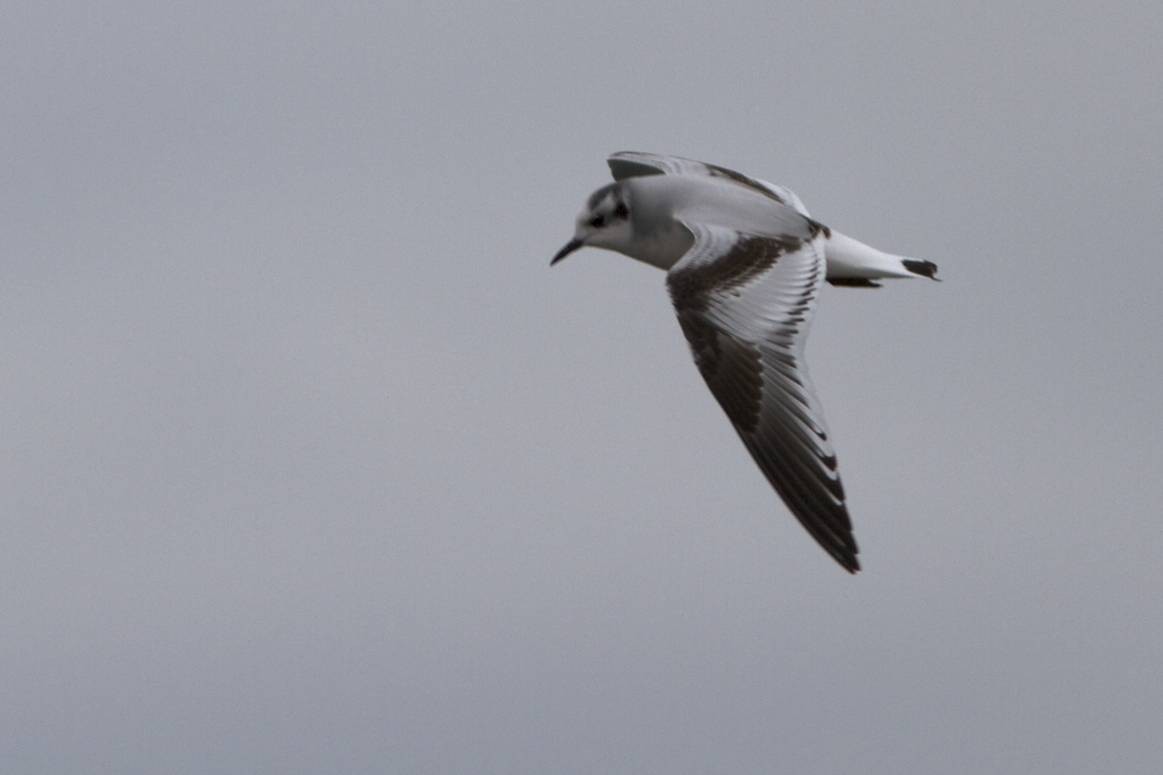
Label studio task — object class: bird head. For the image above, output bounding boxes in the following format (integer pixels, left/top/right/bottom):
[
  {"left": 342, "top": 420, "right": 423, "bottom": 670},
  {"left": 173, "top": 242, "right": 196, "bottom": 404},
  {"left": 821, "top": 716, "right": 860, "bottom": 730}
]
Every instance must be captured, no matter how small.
[{"left": 550, "top": 183, "right": 633, "bottom": 265}]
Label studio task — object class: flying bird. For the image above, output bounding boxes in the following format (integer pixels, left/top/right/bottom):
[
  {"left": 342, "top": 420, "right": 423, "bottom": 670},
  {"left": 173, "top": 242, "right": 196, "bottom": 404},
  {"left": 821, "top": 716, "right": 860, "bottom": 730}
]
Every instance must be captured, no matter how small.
[{"left": 551, "top": 152, "right": 938, "bottom": 572}]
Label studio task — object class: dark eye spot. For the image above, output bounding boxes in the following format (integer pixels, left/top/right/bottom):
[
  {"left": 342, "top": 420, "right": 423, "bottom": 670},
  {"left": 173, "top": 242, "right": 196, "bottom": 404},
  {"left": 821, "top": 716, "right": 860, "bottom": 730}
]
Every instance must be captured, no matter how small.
[
  {"left": 589, "top": 215, "right": 605, "bottom": 228},
  {"left": 614, "top": 202, "right": 629, "bottom": 218}
]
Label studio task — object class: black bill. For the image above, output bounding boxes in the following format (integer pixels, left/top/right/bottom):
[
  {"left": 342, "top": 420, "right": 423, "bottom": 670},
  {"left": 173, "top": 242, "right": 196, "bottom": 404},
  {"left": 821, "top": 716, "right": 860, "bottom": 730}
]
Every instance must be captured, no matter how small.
[{"left": 550, "top": 238, "right": 584, "bottom": 266}]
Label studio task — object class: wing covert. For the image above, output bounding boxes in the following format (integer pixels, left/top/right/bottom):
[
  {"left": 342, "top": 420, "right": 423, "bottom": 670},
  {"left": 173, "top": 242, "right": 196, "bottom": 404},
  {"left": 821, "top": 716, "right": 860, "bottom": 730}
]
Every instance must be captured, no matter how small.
[{"left": 609, "top": 151, "right": 811, "bottom": 216}]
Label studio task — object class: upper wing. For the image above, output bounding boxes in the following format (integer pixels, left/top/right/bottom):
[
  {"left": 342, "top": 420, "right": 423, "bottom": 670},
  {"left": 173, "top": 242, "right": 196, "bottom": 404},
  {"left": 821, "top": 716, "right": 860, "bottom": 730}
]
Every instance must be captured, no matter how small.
[
  {"left": 608, "top": 151, "right": 811, "bottom": 217},
  {"left": 666, "top": 220, "right": 859, "bottom": 572}
]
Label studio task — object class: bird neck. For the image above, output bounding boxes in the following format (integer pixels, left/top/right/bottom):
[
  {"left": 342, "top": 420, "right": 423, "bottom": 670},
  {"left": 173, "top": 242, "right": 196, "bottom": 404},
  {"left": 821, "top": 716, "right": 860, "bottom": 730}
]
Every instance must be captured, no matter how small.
[{"left": 617, "top": 221, "right": 692, "bottom": 271}]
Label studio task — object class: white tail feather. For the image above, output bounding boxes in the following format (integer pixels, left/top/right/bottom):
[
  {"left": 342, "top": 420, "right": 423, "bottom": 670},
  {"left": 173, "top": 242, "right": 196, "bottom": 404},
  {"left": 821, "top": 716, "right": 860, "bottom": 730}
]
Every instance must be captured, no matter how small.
[
  {"left": 823, "top": 229, "right": 921, "bottom": 280},
  {"left": 824, "top": 230, "right": 934, "bottom": 282}
]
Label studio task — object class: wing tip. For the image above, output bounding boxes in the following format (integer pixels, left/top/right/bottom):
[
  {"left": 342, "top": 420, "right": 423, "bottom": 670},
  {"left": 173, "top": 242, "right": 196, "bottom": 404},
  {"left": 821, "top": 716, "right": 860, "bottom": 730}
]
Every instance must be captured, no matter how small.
[
  {"left": 804, "top": 516, "right": 861, "bottom": 573},
  {"left": 607, "top": 152, "right": 665, "bottom": 180},
  {"left": 821, "top": 518, "right": 861, "bottom": 573},
  {"left": 826, "top": 541, "right": 861, "bottom": 573}
]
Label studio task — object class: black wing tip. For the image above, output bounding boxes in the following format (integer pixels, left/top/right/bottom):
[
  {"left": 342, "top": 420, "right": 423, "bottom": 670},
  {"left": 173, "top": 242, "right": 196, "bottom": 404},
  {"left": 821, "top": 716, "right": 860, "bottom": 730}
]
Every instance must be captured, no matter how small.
[
  {"left": 821, "top": 519, "right": 861, "bottom": 574},
  {"left": 824, "top": 539, "right": 861, "bottom": 573},
  {"left": 802, "top": 516, "right": 861, "bottom": 573},
  {"left": 902, "top": 259, "right": 940, "bottom": 281}
]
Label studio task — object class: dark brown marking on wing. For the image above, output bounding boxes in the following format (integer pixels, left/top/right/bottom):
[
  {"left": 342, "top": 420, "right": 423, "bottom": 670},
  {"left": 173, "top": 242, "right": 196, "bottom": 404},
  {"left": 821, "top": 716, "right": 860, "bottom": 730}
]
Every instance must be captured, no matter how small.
[
  {"left": 668, "top": 235, "right": 809, "bottom": 433},
  {"left": 805, "top": 218, "right": 832, "bottom": 239},
  {"left": 676, "top": 316, "right": 764, "bottom": 432},
  {"left": 668, "top": 235, "right": 802, "bottom": 312},
  {"left": 666, "top": 231, "right": 859, "bottom": 573},
  {"left": 704, "top": 162, "right": 785, "bottom": 205}
]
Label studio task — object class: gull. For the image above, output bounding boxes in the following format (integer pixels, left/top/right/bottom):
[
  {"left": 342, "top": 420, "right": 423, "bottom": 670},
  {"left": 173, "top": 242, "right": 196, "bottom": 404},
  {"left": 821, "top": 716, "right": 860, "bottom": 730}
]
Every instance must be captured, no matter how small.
[{"left": 550, "top": 151, "right": 938, "bottom": 572}]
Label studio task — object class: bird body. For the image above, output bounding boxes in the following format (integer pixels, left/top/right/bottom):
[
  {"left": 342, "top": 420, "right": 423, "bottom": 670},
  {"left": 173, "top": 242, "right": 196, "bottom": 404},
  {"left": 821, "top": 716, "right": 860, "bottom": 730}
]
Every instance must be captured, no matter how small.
[{"left": 551, "top": 152, "right": 939, "bottom": 572}]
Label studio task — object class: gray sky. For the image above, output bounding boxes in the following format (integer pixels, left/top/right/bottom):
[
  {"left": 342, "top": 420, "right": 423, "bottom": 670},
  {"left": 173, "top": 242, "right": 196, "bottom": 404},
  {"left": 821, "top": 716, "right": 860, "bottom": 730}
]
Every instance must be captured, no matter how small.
[{"left": 3, "top": 2, "right": 1162, "bottom": 773}]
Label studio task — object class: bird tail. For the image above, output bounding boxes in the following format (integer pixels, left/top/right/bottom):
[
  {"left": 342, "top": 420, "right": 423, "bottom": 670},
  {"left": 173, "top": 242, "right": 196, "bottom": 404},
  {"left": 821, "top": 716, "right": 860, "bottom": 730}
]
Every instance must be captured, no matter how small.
[{"left": 823, "top": 230, "right": 939, "bottom": 287}]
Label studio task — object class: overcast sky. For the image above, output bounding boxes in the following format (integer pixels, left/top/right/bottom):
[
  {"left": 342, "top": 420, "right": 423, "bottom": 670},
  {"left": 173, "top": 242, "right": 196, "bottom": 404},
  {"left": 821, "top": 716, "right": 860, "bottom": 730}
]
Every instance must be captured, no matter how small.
[{"left": 3, "top": 2, "right": 1162, "bottom": 773}]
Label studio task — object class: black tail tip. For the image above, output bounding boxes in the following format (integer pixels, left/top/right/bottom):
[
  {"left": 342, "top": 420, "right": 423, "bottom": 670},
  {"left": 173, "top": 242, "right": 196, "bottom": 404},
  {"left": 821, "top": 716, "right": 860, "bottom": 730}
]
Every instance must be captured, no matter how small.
[{"left": 903, "top": 259, "right": 940, "bottom": 280}]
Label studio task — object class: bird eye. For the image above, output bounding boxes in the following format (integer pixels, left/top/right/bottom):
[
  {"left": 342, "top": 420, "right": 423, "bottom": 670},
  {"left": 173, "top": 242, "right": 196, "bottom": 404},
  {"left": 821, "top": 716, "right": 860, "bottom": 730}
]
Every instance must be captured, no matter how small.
[{"left": 589, "top": 215, "right": 605, "bottom": 228}]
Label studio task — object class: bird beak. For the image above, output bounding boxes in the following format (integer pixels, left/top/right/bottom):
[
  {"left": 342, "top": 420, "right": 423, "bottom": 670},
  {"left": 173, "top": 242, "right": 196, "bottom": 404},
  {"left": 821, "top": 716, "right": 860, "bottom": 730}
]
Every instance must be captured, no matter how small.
[{"left": 550, "top": 238, "right": 584, "bottom": 266}]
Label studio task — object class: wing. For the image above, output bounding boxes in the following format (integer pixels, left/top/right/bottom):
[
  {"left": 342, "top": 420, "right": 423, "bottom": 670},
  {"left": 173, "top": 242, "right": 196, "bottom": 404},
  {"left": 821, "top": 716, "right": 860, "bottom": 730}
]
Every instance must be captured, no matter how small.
[
  {"left": 608, "top": 151, "right": 811, "bottom": 217},
  {"left": 666, "top": 221, "right": 859, "bottom": 572}
]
